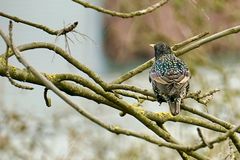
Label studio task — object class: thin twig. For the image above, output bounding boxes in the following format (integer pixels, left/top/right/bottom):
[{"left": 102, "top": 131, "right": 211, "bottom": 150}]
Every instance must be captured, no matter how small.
[
  {"left": 114, "top": 90, "right": 156, "bottom": 101},
  {"left": 44, "top": 88, "right": 51, "bottom": 107},
  {"left": 4, "top": 21, "right": 33, "bottom": 90},
  {"left": 107, "top": 84, "right": 154, "bottom": 97},
  {"left": 72, "top": 0, "right": 169, "bottom": 18},
  {"left": 190, "top": 125, "right": 240, "bottom": 151},
  {"left": 159, "top": 124, "right": 190, "bottom": 159},
  {"left": 175, "top": 25, "right": 240, "bottom": 56},
  {"left": 181, "top": 105, "right": 240, "bottom": 133},
  {"left": 186, "top": 89, "right": 220, "bottom": 105},
  {"left": 4, "top": 46, "right": 33, "bottom": 90},
  {"left": 181, "top": 105, "right": 240, "bottom": 151},
  {"left": 120, "top": 99, "right": 145, "bottom": 117},
  {"left": 111, "top": 59, "right": 154, "bottom": 84},
  {"left": 0, "top": 11, "right": 78, "bottom": 36},
  {"left": 171, "top": 32, "right": 209, "bottom": 51},
  {"left": 197, "top": 128, "right": 213, "bottom": 149}
]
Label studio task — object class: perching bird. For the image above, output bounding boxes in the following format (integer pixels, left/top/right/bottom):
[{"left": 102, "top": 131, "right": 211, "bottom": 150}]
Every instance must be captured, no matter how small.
[{"left": 149, "top": 42, "right": 190, "bottom": 116}]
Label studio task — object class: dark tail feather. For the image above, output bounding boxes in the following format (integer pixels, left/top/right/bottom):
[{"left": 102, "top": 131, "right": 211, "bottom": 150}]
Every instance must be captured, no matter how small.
[{"left": 168, "top": 98, "right": 181, "bottom": 116}]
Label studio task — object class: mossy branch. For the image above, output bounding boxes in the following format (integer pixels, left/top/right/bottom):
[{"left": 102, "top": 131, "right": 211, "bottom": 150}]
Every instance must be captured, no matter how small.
[
  {"left": 1, "top": 21, "right": 240, "bottom": 159},
  {"left": 1, "top": 31, "right": 207, "bottom": 160},
  {"left": 0, "top": 39, "right": 238, "bottom": 159}
]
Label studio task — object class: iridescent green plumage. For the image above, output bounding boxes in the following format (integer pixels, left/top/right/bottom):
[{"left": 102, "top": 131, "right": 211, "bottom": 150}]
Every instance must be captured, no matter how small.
[
  {"left": 149, "top": 42, "right": 190, "bottom": 116},
  {"left": 151, "top": 54, "right": 189, "bottom": 79}
]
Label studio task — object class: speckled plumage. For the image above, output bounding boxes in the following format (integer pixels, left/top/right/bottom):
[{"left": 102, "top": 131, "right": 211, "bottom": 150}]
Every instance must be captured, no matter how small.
[{"left": 149, "top": 42, "right": 190, "bottom": 116}]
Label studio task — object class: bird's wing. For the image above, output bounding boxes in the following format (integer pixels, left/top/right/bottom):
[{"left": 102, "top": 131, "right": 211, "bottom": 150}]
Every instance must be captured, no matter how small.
[
  {"left": 150, "top": 56, "right": 190, "bottom": 84},
  {"left": 149, "top": 72, "right": 169, "bottom": 84},
  {"left": 150, "top": 69, "right": 190, "bottom": 84}
]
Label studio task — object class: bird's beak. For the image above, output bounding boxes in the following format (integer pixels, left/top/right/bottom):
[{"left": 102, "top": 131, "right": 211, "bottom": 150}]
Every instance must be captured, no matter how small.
[{"left": 149, "top": 44, "right": 155, "bottom": 48}]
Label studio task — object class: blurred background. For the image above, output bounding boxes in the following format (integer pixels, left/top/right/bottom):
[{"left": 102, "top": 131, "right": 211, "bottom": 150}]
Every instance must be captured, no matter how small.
[{"left": 0, "top": 0, "right": 240, "bottom": 159}]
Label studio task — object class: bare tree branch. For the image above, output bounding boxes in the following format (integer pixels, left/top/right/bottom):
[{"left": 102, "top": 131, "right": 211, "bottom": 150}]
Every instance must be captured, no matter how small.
[
  {"left": 175, "top": 25, "right": 240, "bottom": 56},
  {"left": 197, "top": 128, "right": 213, "bottom": 149},
  {"left": 43, "top": 88, "right": 51, "bottom": 107},
  {"left": 144, "top": 111, "right": 230, "bottom": 133},
  {"left": 182, "top": 105, "right": 240, "bottom": 151},
  {"left": 72, "top": 0, "right": 169, "bottom": 18},
  {"left": 3, "top": 44, "right": 33, "bottom": 90},
  {"left": 171, "top": 32, "right": 209, "bottom": 51},
  {"left": 107, "top": 83, "right": 154, "bottom": 97},
  {"left": 0, "top": 11, "right": 78, "bottom": 36},
  {"left": 190, "top": 125, "right": 240, "bottom": 151},
  {"left": 186, "top": 89, "right": 220, "bottom": 105}
]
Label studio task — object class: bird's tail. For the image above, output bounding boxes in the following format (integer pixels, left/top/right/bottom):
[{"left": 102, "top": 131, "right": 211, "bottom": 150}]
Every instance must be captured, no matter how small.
[{"left": 168, "top": 98, "right": 181, "bottom": 116}]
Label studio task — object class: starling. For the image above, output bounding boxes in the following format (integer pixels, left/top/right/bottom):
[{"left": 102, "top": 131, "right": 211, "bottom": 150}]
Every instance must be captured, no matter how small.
[{"left": 149, "top": 42, "right": 190, "bottom": 116}]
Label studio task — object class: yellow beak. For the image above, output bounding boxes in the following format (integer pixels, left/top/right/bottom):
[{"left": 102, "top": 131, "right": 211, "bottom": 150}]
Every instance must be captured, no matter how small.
[{"left": 149, "top": 44, "right": 155, "bottom": 48}]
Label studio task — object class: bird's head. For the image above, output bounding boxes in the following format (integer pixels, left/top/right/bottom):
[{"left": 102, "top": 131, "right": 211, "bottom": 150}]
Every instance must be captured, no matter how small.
[{"left": 150, "top": 42, "right": 171, "bottom": 59}]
